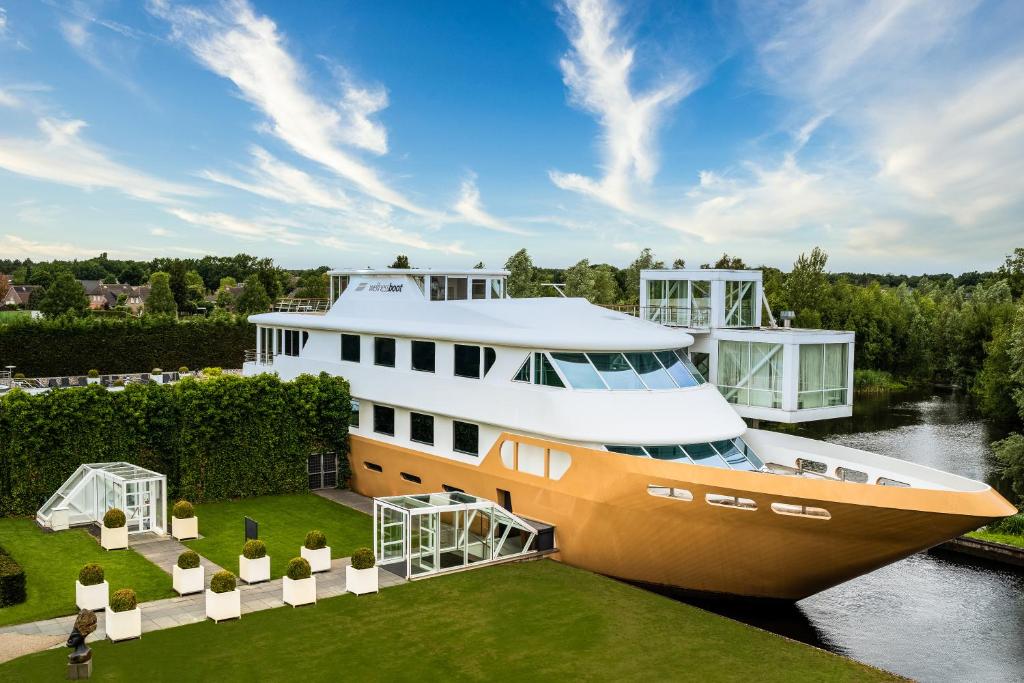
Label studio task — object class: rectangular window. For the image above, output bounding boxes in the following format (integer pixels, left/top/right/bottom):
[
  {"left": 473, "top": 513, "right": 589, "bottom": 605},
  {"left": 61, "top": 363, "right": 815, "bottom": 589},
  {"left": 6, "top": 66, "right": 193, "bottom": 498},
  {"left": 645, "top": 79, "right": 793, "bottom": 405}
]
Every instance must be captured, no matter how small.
[
  {"left": 454, "top": 344, "right": 481, "bottom": 378},
  {"left": 799, "top": 343, "right": 849, "bottom": 409},
  {"left": 374, "top": 337, "right": 396, "bottom": 367},
  {"left": 373, "top": 405, "right": 395, "bottom": 436},
  {"left": 490, "top": 279, "right": 503, "bottom": 299},
  {"left": 283, "top": 329, "right": 301, "bottom": 356},
  {"left": 410, "top": 412, "right": 434, "bottom": 445},
  {"left": 411, "top": 340, "right": 435, "bottom": 372},
  {"left": 430, "top": 276, "right": 446, "bottom": 301},
  {"left": 471, "top": 279, "right": 486, "bottom": 299},
  {"left": 453, "top": 420, "right": 479, "bottom": 456},
  {"left": 349, "top": 399, "right": 360, "bottom": 428},
  {"left": 446, "top": 277, "right": 468, "bottom": 300},
  {"left": 724, "top": 280, "right": 756, "bottom": 327},
  {"left": 717, "top": 340, "right": 782, "bottom": 408},
  {"left": 533, "top": 352, "right": 565, "bottom": 387},
  {"left": 341, "top": 334, "right": 361, "bottom": 362}
]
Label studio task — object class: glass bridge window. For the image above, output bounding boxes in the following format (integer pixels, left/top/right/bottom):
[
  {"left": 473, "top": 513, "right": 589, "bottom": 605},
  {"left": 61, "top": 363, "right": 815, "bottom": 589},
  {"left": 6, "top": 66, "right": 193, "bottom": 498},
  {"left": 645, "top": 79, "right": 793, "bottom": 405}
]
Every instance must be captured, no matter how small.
[
  {"left": 681, "top": 443, "right": 730, "bottom": 469},
  {"left": 654, "top": 350, "right": 698, "bottom": 387},
  {"left": 624, "top": 352, "right": 676, "bottom": 389},
  {"left": 643, "top": 446, "right": 689, "bottom": 462},
  {"left": 550, "top": 352, "right": 606, "bottom": 389},
  {"left": 676, "top": 351, "right": 707, "bottom": 384},
  {"left": 606, "top": 445, "right": 648, "bottom": 456},
  {"left": 712, "top": 439, "right": 758, "bottom": 471},
  {"left": 533, "top": 353, "right": 565, "bottom": 388},
  {"left": 587, "top": 353, "right": 645, "bottom": 390}
]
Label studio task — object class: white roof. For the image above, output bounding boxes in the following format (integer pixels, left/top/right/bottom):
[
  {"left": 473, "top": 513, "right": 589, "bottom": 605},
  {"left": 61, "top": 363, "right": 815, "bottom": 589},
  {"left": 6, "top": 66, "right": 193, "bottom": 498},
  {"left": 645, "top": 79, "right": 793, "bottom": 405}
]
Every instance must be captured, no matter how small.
[
  {"left": 329, "top": 268, "right": 509, "bottom": 277},
  {"left": 251, "top": 296, "right": 694, "bottom": 351}
]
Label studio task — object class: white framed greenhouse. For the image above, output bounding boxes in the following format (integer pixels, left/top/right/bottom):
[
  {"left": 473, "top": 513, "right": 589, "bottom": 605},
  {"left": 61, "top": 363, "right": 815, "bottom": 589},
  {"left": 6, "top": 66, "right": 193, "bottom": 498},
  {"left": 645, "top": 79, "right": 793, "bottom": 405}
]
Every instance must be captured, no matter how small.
[{"left": 36, "top": 462, "right": 167, "bottom": 535}]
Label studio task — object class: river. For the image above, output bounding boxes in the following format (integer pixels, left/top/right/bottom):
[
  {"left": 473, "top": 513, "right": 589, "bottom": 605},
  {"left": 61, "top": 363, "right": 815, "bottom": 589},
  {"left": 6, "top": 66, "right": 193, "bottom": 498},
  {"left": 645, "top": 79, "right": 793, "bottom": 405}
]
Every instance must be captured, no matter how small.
[{"left": 693, "top": 389, "right": 1024, "bottom": 682}]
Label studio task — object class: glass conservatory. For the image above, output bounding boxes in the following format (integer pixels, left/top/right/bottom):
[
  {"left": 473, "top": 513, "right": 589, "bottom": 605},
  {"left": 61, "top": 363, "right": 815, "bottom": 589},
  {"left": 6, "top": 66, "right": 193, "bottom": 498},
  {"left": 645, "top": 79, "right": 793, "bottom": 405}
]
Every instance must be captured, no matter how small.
[
  {"left": 373, "top": 492, "right": 538, "bottom": 580},
  {"left": 36, "top": 462, "right": 167, "bottom": 535}
]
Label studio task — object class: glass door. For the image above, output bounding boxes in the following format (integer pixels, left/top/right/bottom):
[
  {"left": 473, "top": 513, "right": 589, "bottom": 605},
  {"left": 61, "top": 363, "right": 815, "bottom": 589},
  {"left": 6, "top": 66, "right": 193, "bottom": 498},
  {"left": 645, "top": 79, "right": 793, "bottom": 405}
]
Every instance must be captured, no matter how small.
[{"left": 410, "top": 512, "right": 437, "bottom": 577}]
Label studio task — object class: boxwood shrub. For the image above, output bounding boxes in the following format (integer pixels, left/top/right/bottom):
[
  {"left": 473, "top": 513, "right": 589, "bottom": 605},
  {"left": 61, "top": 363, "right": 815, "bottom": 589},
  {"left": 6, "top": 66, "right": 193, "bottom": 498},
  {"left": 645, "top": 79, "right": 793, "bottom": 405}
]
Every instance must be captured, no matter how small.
[
  {"left": 172, "top": 500, "right": 195, "bottom": 519},
  {"left": 304, "top": 530, "right": 327, "bottom": 550},
  {"left": 103, "top": 508, "right": 126, "bottom": 529},
  {"left": 242, "top": 539, "right": 267, "bottom": 560},
  {"left": 78, "top": 563, "right": 105, "bottom": 586},
  {"left": 989, "top": 512, "right": 1024, "bottom": 536},
  {"left": 177, "top": 550, "right": 201, "bottom": 570},
  {"left": 0, "top": 547, "right": 26, "bottom": 607},
  {"left": 110, "top": 588, "right": 137, "bottom": 613},
  {"left": 210, "top": 570, "right": 236, "bottom": 594},
  {"left": 286, "top": 557, "right": 311, "bottom": 580},
  {"left": 351, "top": 547, "right": 375, "bottom": 570}
]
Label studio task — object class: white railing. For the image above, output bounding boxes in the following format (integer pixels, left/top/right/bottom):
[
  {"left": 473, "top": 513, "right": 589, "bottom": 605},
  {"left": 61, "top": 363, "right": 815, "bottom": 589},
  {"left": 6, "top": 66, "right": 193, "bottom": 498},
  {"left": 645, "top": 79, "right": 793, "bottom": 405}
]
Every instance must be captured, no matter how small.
[
  {"left": 273, "top": 298, "right": 331, "bottom": 313},
  {"left": 244, "top": 349, "right": 275, "bottom": 365}
]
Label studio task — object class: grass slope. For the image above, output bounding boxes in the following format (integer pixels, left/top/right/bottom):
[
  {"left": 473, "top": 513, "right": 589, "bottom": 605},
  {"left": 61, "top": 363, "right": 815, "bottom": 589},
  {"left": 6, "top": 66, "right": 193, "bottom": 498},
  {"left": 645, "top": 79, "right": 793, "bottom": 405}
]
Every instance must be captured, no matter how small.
[
  {"left": 965, "top": 530, "right": 1024, "bottom": 549},
  {"left": 0, "top": 519, "right": 173, "bottom": 626},
  {"left": 0, "top": 561, "right": 895, "bottom": 682},
  {"left": 182, "top": 493, "right": 373, "bottom": 578}
]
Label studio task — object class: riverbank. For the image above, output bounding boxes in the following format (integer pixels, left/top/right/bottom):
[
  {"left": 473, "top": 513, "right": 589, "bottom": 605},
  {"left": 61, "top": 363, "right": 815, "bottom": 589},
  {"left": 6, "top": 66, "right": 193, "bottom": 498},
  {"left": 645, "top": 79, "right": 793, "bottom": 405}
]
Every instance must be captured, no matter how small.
[
  {"left": 935, "top": 535, "right": 1024, "bottom": 568},
  {"left": 853, "top": 369, "right": 908, "bottom": 393}
]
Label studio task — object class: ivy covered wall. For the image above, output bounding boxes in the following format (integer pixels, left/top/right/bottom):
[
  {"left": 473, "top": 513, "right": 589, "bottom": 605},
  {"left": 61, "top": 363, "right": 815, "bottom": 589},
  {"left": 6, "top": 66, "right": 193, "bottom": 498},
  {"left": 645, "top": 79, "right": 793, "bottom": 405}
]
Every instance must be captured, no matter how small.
[
  {"left": 0, "top": 373, "right": 350, "bottom": 517},
  {"left": 0, "top": 316, "right": 254, "bottom": 377}
]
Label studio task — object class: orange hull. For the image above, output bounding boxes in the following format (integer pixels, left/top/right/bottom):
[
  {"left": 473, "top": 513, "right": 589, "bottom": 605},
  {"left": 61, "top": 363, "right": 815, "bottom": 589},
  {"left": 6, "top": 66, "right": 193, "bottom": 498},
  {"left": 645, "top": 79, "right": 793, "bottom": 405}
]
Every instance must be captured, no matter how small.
[{"left": 349, "top": 433, "right": 1015, "bottom": 600}]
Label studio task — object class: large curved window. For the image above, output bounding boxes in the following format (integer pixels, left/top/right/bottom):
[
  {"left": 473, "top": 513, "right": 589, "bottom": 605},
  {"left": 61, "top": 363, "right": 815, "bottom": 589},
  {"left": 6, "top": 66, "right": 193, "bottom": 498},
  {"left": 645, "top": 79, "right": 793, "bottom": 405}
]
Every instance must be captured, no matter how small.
[
  {"left": 606, "top": 438, "right": 764, "bottom": 472},
  {"left": 544, "top": 349, "right": 704, "bottom": 391},
  {"left": 587, "top": 353, "right": 646, "bottom": 390}
]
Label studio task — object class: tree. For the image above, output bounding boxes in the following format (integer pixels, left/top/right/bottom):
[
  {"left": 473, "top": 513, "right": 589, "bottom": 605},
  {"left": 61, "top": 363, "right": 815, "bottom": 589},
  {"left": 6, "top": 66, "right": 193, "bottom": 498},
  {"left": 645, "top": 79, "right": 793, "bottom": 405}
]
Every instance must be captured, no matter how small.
[
  {"left": 993, "top": 433, "right": 1024, "bottom": 504},
  {"left": 564, "top": 259, "right": 597, "bottom": 301},
  {"left": 294, "top": 271, "right": 328, "bottom": 299},
  {"left": 27, "top": 287, "right": 45, "bottom": 310},
  {"left": 218, "top": 276, "right": 237, "bottom": 290},
  {"left": 624, "top": 248, "right": 664, "bottom": 304},
  {"left": 39, "top": 272, "right": 88, "bottom": 318},
  {"left": 672, "top": 258, "right": 686, "bottom": 269},
  {"left": 702, "top": 254, "right": 747, "bottom": 269},
  {"left": 785, "top": 247, "right": 829, "bottom": 327},
  {"left": 390, "top": 254, "right": 411, "bottom": 269},
  {"left": 167, "top": 260, "right": 191, "bottom": 313},
  {"left": 0, "top": 273, "right": 9, "bottom": 302},
  {"left": 236, "top": 275, "right": 272, "bottom": 314},
  {"left": 146, "top": 272, "right": 177, "bottom": 316},
  {"left": 473, "top": 261, "right": 485, "bottom": 269},
  {"left": 11, "top": 266, "right": 27, "bottom": 285},
  {"left": 118, "top": 263, "right": 147, "bottom": 286},
  {"left": 504, "top": 249, "right": 537, "bottom": 298},
  {"left": 592, "top": 265, "right": 621, "bottom": 305},
  {"left": 998, "top": 247, "right": 1024, "bottom": 298},
  {"left": 215, "top": 287, "right": 237, "bottom": 311}
]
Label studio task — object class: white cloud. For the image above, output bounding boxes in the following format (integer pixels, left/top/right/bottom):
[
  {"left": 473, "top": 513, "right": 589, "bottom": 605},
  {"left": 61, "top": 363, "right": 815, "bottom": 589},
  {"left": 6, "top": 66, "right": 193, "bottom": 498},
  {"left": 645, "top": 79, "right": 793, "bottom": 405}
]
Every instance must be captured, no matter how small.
[
  {"left": 550, "top": 0, "right": 695, "bottom": 212},
  {"left": 0, "top": 117, "right": 201, "bottom": 203},
  {"left": 613, "top": 241, "right": 639, "bottom": 252},
  {"left": 200, "top": 146, "right": 351, "bottom": 211},
  {"left": 0, "top": 88, "right": 20, "bottom": 108},
  {"left": 149, "top": 0, "right": 431, "bottom": 216},
  {"left": 150, "top": 227, "right": 172, "bottom": 236},
  {"left": 453, "top": 175, "right": 528, "bottom": 235},
  {"left": 318, "top": 236, "right": 352, "bottom": 250},
  {"left": 1, "top": 234, "right": 102, "bottom": 260},
  {"left": 167, "top": 207, "right": 303, "bottom": 244}
]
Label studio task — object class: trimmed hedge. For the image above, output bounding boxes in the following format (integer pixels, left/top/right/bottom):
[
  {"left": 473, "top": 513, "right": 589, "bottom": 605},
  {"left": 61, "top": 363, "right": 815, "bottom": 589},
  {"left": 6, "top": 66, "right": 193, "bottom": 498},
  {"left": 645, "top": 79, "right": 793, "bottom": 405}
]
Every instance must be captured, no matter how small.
[
  {"left": 304, "top": 530, "right": 326, "bottom": 551},
  {"left": 286, "top": 557, "right": 311, "bottom": 580},
  {"left": 210, "top": 570, "right": 236, "bottom": 594},
  {"left": 351, "top": 547, "right": 375, "bottom": 570},
  {"left": 177, "top": 550, "right": 201, "bottom": 570},
  {"left": 0, "top": 546, "right": 26, "bottom": 607},
  {"left": 103, "top": 508, "right": 126, "bottom": 529},
  {"left": 110, "top": 588, "right": 137, "bottom": 613},
  {"left": 0, "top": 373, "right": 351, "bottom": 516},
  {"left": 0, "top": 315, "right": 253, "bottom": 377},
  {"left": 242, "top": 540, "right": 267, "bottom": 560},
  {"left": 79, "top": 563, "right": 105, "bottom": 586},
  {"left": 172, "top": 500, "right": 195, "bottom": 519}
]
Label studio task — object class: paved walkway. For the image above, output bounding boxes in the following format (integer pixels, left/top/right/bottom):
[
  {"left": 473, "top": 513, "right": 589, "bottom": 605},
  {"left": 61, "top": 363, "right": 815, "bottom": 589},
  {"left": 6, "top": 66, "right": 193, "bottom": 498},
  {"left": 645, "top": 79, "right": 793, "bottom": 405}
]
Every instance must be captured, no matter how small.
[
  {"left": 314, "top": 488, "right": 374, "bottom": 515},
  {"left": 131, "top": 532, "right": 228, "bottom": 587}
]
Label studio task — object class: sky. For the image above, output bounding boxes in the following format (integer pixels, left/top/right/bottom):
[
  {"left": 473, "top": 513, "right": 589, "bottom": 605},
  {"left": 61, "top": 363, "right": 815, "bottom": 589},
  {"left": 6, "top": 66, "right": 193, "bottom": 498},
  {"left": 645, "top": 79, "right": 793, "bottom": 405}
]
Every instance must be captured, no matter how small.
[{"left": 0, "top": 0, "right": 1022, "bottom": 273}]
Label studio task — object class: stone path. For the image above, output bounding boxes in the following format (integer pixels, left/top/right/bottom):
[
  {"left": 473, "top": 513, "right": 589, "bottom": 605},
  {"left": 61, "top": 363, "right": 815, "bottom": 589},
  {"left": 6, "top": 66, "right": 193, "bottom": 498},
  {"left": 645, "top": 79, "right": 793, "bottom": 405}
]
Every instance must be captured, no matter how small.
[
  {"left": 130, "top": 532, "right": 227, "bottom": 587},
  {"left": 314, "top": 488, "right": 374, "bottom": 515}
]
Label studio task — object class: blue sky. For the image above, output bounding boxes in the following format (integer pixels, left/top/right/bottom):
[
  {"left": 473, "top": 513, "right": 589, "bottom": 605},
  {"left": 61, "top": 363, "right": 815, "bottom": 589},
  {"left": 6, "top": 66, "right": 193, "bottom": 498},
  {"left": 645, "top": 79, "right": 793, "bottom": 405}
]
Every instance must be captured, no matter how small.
[{"left": 0, "top": 0, "right": 1022, "bottom": 272}]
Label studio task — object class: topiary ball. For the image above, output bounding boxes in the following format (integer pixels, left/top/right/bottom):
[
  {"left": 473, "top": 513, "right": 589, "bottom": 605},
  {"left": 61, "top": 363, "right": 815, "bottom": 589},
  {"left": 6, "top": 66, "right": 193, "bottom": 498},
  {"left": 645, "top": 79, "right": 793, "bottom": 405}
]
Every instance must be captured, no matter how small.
[
  {"left": 178, "top": 366, "right": 189, "bottom": 374},
  {"left": 103, "top": 508, "right": 126, "bottom": 529},
  {"left": 78, "top": 563, "right": 105, "bottom": 586},
  {"left": 351, "top": 547, "right": 375, "bottom": 570},
  {"left": 210, "top": 570, "right": 236, "bottom": 594},
  {"left": 242, "top": 539, "right": 267, "bottom": 560},
  {"left": 202, "top": 367, "right": 223, "bottom": 376},
  {"left": 172, "top": 500, "right": 195, "bottom": 519},
  {"left": 304, "top": 530, "right": 327, "bottom": 550},
  {"left": 286, "top": 557, "right": 312, "bottom": 581},
  {"left": 87, "top": 369, "right": 100, "bottom": 378},
  {"left": 110, "top": 588, "right": 137, "bottom": 613},
  {"left": 177, "top": 550, "right": 200, "bottom": 570}
]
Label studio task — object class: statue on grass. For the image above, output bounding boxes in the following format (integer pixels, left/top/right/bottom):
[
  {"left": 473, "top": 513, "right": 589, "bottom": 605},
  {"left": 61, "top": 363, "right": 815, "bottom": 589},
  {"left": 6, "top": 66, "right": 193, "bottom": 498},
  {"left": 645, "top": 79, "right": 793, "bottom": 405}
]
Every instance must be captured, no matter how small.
[{"left": 66, "top": 609, "right": 97, "bottom": 679}]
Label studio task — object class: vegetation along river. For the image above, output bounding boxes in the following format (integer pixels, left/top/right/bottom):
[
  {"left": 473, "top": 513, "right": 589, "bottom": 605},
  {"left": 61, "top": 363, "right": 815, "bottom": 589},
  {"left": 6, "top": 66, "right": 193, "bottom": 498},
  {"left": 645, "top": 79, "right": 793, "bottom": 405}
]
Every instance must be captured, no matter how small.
[{"left": 687, "top": 389, "right": 1024, "bottom": 682}]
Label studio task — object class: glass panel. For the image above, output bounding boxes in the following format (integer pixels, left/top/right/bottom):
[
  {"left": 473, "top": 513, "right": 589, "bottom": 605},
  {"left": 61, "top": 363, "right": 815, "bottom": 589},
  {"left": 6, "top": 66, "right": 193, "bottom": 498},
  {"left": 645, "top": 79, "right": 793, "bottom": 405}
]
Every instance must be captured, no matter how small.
[
  {"left": 643, "top": 445, "right": 689, "bottom": 462},
  {"left": 655, "top": 351, "right": 697, "bottom": 387},
  {"left": 374, "top": 337, "right": 396, "bottom": 367},
  {"left": 410, "top": 412, "right": 434, "bottom": 445},
  {"left": 550, "top": 352, "right": 606, "bottom": 389},
  {"left": 586, "top": 353, "right": 645, "bottom": 390},
  {"left": 678, "top": 351, "right": 707, "bottom": 384},
  {"left": 349, "top": 399, "right": 360, "bottom": 428},
  {"left": 512, "top": 357, "right": 531, "bottom": 382},
  {"left": 379, "top": 506, "right": 406, "bottom": 563},
  {"left": 533, "top": 353, "right": 565, "bottom": 388},
  {"left": 681, "top": 442, "right": 730, "bottom": 469},
  {"left": 341, "top": 334, "right": 360, "bottom": 362},
  {"left": 447, "top": 277, "right": 468, "bottom": 300},
  {"left": 625, "top": 352, "right": 676, "bottom": 389},
  {"left": 411, "top": 512, "right": 437, "bottom": 576},
  {"left": 712, "top": 439, "right": 757, "bottom": 471},
  {"left": 471, "top": 279, "right": 486, "bottom": 299},
  {"left": 430, "top": 276, "right": 445, "bottom": 301},
  {"left": 691, "top": 281, "right": 711, "bottom": 326},
  {"left": 749, "top": 342, "right": 782, "bottom": 408},
  {"left": 453, "top": 421, "right": 479, "bottom": 455},
  {"left": 484, "top": 348, "right": 496, "bottom": 376},
  {"left": 373, "top": 405, "right": 395, "bottom": 436},
  {"left": 454, "top": 344, "right": 481, "bottom": 378},
  {"left": 724, "top": 281, "right": 755, "bottom": 326},
  {"left": 466, "top": 508, "right": 492, "bottom": 564},
  {"left": 490, "top": 279, "right": 504, "bottom": 299},
  {"left": 411, "top": 340, "right": 435, "bottom": 372},
  {"left": 606, "top": 445, "right": 648, "bottom": 456}
]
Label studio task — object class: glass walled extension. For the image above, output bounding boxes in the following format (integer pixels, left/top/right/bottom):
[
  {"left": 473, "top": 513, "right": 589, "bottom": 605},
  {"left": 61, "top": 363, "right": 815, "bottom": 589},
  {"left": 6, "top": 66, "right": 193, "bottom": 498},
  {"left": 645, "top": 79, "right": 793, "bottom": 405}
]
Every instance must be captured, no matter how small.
[{"left": 373, "top": 492, "right": 539, "bottom": 580}]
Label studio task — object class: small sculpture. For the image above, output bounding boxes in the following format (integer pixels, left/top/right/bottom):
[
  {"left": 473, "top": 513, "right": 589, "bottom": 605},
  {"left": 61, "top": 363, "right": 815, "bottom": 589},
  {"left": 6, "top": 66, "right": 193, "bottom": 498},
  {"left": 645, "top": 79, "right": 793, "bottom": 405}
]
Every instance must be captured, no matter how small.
[{"left": 66, "top": 609, "right": 97, "bottom": 679}]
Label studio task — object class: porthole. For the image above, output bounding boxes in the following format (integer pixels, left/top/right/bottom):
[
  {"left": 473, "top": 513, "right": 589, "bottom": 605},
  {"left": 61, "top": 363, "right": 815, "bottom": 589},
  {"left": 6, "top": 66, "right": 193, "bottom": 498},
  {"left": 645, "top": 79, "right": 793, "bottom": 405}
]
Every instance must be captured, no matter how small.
[
  {"left": 796, "top": 458, "right": 827, "bottom": 474},
  {"left": 836, "top": 467, "right": 868, "bottom": 483},
  {"left": 705, "top": 493, "right": 757, "bottom": 510},
  {"left": 647, "top": 485, "right": 693, "bottom": 501},
  {"left": 771, "top": 502, "right": 831, "bottom": 519},
  {"left": 400, "top": 472, "right": 421, "bottom": 484},
  {"left": 877, "top": 477, "right": 910, "bottom": 487},
  {"left": 442, "top": 484, "right": 465, "bottom": 493},
  {"left": 364, "top": 461, "right": 383, "bottom": 473}
]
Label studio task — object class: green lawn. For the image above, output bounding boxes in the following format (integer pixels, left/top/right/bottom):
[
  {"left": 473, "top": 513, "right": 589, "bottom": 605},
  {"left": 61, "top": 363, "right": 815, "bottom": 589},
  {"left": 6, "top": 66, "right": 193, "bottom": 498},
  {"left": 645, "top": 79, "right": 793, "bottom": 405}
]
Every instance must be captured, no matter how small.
[
  {"left": 0, "top": 310, "right": 30, "bottom": 324},
  {"left": 965, "top": 529, "right": 1024, "bottom": 549},
  {"left": 182, "top": 493, "right": 373, "bottom": 578},
  {"left": 0, "top": 560, "right": 895, "bottom": 682},
  {"left": 0, "top": 519, "right": 174, "bottom": 626}
]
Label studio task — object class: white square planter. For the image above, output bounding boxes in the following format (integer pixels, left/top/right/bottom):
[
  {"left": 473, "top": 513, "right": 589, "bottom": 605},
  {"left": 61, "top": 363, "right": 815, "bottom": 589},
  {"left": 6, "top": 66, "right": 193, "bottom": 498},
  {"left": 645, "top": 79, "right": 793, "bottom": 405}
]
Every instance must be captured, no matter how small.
[
  {"left": 282, "top": 576, "right": 316, "bottom": 607},
  {"left": 205, "top": 589, "right": 241, "bottom": 622},
  {"left": 300, "top": 546, "right": 331, "bottom": 573},
  {"left": 172, "top": 516, "right": 198, "bottom": 540},
  {"left": 346, "top": 565, "right": 378, "bottom": 595},
  {"left": 238, "top": 555, "right": 270, "bottom": 584},
  {"left": 151, "top": 375, "right": 164, "bottom": 384},
  {"left": 101, "top": 525, "right": 128, "bottom": 551},
  {"left": 86, "top": 377, "right": 100, "bottom": 385},
  {"left": 76, "top": 580, "right": 109, "bottom": 611},
  {"left": 106, "top": 607, "right": 142, "bottom": 642},
  {"left": 173, "top": 564, "right": 204, "bottom": 596}
]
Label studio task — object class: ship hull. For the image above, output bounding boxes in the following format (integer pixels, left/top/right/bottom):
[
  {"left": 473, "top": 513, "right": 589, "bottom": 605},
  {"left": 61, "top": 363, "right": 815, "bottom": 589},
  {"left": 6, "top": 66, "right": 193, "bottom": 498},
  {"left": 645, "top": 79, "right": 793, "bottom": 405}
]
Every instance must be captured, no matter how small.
[{"left": 348, "top": 433, "right": 1015, "bottom": 601}]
